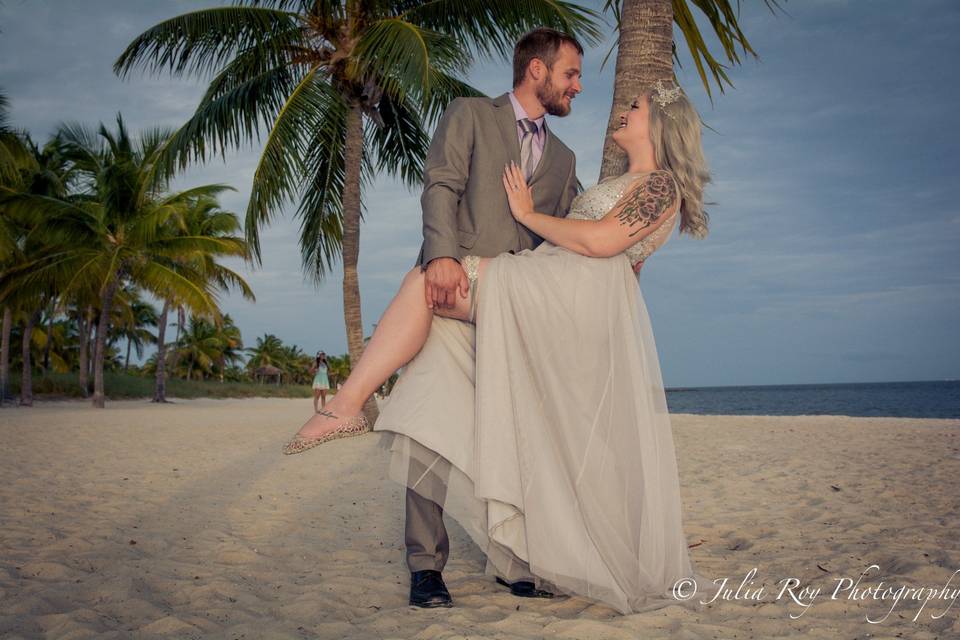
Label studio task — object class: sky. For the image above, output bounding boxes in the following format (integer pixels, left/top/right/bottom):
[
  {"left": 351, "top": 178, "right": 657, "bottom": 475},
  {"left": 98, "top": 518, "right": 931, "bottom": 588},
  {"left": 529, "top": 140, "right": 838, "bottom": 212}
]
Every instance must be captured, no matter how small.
[{"left": 1, "top": 0, "right": 958, "bottom": 388}]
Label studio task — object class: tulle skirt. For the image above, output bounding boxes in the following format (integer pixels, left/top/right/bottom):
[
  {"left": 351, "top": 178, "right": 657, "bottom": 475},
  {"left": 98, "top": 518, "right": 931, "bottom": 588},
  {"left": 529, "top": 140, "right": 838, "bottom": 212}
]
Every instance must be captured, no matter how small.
[{"left": 374, "top": 243, "right": 716, "bottom": 613}]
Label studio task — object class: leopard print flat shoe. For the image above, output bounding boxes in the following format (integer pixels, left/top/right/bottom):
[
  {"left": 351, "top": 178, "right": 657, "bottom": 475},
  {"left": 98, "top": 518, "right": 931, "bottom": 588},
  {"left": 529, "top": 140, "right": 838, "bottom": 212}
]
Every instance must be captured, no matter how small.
[{"left": 281, "top": 410, "right": 370, "bottom": 455}]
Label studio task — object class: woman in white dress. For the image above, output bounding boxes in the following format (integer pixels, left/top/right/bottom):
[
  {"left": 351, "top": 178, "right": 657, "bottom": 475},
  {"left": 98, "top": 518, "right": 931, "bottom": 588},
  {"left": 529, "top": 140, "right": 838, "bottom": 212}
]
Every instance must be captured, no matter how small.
[{"left": 283, "top": 79, "right": 715, "bottom": 614}]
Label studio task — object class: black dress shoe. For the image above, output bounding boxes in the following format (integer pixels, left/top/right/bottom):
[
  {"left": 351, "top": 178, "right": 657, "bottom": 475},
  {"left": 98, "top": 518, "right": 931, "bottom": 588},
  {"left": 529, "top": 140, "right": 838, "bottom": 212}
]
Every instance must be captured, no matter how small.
[
  {"left": 495, "top": 576, "right": 555, "bottom": 598},
  {"left": 409, "top": 570, "right": 453, "bottom": 608}
]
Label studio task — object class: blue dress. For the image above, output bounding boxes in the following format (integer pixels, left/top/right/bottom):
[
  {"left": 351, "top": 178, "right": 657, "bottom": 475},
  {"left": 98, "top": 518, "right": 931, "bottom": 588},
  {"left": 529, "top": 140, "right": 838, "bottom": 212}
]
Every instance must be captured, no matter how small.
[{"left": 312, "top": 365, "right": 329, "bottom": 390}]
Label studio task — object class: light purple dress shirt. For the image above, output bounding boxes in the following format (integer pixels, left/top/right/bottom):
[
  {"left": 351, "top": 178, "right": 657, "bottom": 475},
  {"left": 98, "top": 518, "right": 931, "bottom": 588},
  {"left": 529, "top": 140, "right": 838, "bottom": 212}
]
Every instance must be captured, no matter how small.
[{"left": 508, "top": 92, "right": 546, "bottom": 174}]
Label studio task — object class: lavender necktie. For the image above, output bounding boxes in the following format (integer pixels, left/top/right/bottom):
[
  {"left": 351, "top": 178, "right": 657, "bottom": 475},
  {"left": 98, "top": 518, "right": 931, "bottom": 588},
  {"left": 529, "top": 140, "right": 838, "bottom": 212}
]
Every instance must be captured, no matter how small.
[{"left": 518, "top": 118, "right": 539, "bottom": 181}]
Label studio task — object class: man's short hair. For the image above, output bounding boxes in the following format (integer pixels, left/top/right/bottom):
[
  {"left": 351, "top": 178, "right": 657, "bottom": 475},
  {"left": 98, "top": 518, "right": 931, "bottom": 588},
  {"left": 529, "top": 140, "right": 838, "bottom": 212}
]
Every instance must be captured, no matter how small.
[{"left": 512, "top": 28, "right": 584, "bottom": 88}]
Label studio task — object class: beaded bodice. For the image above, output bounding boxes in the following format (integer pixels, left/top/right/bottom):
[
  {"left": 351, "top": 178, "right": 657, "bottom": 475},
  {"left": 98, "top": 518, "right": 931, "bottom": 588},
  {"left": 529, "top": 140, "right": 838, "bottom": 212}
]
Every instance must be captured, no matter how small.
[{"left": 567, "top": 172, "right": 678, "bottom": 264}]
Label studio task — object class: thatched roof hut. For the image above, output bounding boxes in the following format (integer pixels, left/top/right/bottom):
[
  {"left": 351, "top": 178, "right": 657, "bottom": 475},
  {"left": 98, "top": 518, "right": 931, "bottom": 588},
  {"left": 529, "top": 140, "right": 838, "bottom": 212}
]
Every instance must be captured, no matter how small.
[{"left": 254, "top": 365, "right": 283, "bottom": 385}]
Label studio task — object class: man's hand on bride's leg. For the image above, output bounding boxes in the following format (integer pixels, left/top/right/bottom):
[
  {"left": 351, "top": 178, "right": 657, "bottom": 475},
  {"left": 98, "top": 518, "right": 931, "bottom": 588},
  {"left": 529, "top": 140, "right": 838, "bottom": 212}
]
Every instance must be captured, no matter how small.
[
  {"left": 424, "top": 257, "right": 469, "bottom": 310},
  {"left": 432, "top": 257, "right": 488, "bottom": 323}
]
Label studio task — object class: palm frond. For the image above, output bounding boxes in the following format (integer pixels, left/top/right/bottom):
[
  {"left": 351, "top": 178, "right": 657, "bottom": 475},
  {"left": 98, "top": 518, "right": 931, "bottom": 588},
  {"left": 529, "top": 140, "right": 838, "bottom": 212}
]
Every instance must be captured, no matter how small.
[
  {"left": 0, "top": 192, "right": 98, "bottom": 236},
  {"left": 422, "top": 68, "right": 485, "bottom": 123},
  {"left": 160, "top": 65, "right": 303, "bottom": 180},
  {"left": 241, "top": 0, "right": 315, "bottom": 12},
  {"left": 401, "top": 0, "right": 604, "bottom": 59},
  {"left": 198, "top": 23, "right": 308, "bottom": 105},
  {"left": 157, "top": 184, "right": 236, "bottom": 208},
  {"left": 247, "top": 70, "right": 343, "bottom": 262},
  {"left": 0, "top": 90, "right": 9, "bottom": 131},
  {"left": 0, "top": 248, "right": 106, "bottom": 305},
  {"left": 208, "top": 263, "right": 256, "bottom": 301},
  {"left": 147, "top": 235, "right": 248, "bottom": 260},
  {"left": 367, "top": 92, "right": 430, "bottom": 188},
  {"left": 293, "top": 82, "right": 352, "bottom": 283},
  {"left": 114, "top": 6, "right": 300, "bottom": 79},
  {"left": 55, "top": 121, "right": 106, "bottom": 179},
  {"left": 353, "top": 18, "right": 467, "bottom": 106},
  {"left": 137, "top": 260, "right": 220, "bottom": 319},
  {"left": 0, "top": 130, "right": 38, "bottom": 185}
]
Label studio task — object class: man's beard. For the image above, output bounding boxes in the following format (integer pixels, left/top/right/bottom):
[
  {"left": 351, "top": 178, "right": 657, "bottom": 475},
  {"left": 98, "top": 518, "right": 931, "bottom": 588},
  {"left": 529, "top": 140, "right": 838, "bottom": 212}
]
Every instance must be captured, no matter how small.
[{"left": 536, "top": 75, "right": 572, "bottom": 117}]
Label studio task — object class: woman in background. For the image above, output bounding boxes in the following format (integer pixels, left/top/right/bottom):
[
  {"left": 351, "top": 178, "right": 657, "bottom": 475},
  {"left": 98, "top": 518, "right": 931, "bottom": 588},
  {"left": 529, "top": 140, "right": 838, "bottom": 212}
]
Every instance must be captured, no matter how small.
[{"left": 309, "top": 352, "right": 330, "bottom": 412}]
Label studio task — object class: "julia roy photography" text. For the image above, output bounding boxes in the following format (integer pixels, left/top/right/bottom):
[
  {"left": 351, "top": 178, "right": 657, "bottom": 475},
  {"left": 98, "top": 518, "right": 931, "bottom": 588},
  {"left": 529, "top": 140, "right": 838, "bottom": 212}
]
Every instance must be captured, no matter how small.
[{"left": 672, "top": 564, "right": 960, "bottom": 623}]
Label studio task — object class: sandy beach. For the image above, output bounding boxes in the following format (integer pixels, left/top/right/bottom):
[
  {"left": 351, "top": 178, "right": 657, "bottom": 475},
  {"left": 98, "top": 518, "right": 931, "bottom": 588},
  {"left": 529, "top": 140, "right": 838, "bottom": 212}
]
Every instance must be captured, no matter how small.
[{"left": 0, "top": 397, "right": 958, "bottom": 639}]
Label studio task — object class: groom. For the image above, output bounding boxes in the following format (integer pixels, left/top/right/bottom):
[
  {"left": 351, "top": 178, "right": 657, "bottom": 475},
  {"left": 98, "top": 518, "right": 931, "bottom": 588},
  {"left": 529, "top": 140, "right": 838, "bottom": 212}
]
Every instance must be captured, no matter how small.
[{"left": 407, "top": 28, "right": 582, "bottom": 608}]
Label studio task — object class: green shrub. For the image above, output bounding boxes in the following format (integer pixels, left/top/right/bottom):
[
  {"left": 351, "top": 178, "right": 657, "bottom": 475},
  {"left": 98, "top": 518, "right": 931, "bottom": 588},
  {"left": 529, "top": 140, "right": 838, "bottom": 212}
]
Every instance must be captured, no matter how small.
[{"left": 9, "top": 371, "right": 315, "bottom": 400}]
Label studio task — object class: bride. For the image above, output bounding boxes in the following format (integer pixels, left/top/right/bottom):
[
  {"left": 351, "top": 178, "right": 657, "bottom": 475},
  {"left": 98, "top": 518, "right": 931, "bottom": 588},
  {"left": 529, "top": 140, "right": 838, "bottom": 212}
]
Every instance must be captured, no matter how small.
[{"left": 283, "top": 79, "right": 714, "bottom": 614}]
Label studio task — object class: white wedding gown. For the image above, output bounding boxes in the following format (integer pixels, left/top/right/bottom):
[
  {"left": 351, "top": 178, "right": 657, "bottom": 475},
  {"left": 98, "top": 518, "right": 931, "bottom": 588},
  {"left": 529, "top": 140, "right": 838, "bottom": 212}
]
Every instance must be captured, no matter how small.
[{"left": 374, "top": 173, "right": 716, "bottom": 614}]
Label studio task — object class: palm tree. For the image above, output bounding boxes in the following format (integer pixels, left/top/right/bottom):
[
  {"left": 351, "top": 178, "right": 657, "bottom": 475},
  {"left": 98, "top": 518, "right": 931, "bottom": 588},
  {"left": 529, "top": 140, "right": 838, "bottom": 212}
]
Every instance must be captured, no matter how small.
[
  {"left": 325, "top": 353, "right": 351, "bottom": 390},
  {"left": 214, "top": 314, "right": 244, "bottom": 382},
  {"left": 246, "top": 333, "right": 286, "bottom": 373},
  {"left": 598, "top": 0, "right": 783, "bottom": 179},
  {"left": 33, "top": 308, "right": 73, "bottom": 375},
  {"left": 72, "top": 292, "right": 98, "bottom": 397},
  {"left": 0, "top": 90, "right": 33, "bottom": 187},
  {"left": 172, "top": 315, "right": 222, "bottom": 380},
  {"left": 0, "top": 96, "right": 37, "bottom": 403},
  {"left": 1, "top": 242, "right": 48, "bottom": 407},
  {"left": 281, "top": 342, "right": 313, "bottom": 384},
  {"left": 115, "top": 0, "right": 601, "bottom": 420},
  {"left": 0, "top": 98, "right": 29, "bottom": 403},
  {"left": 0, "top": 127, "right": 64, "bottom": 406},
  {"left": 0, "top": 303, "right": 12, "bottom": 403},
  {"left": 110, "top": 286, "right": 158, "bottom": 372},
  {"left": 153, "top": 195, "right": 253, "bottom": 401}
]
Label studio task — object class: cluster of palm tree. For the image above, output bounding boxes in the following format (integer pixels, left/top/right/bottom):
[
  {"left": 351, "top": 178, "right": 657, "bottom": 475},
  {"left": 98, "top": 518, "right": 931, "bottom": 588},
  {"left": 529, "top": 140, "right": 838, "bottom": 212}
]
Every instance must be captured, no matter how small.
[
  {"left": 0, "top": 102, "right": 254, "bottom": 407},
  {"left": 140, "top": 313, "right": 246, "bottom": 383},
  {"left": 0, "top": 284, "right": 158, "bottom": 386}
]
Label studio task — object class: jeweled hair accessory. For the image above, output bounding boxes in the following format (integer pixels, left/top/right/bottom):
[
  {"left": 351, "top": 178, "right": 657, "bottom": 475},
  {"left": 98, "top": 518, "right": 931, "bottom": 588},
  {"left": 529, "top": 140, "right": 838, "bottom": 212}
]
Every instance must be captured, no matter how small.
[{"left": 650, "top": 79, "right": 682, "bottom": 120}]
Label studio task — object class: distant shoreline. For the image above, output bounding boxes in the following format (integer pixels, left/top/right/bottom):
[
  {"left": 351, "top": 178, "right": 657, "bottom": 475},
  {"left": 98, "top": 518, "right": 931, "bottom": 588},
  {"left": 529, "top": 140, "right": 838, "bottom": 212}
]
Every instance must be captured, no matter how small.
[
  {"left": 665, "top": 379, "right": 960, "bottom": 420},
  {"left": 666, "top": 378, "right": 957, "bottom": 391},
  {"left": 6, "top": 378, "right": 958, "bottom": 420}
]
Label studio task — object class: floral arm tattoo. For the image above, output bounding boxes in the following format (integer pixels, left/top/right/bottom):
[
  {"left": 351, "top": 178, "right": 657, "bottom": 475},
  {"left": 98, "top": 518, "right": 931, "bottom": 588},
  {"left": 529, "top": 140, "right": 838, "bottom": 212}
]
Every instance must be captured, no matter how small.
[{"left": 615, "top": 171, "right": 678, "bottom": 237}]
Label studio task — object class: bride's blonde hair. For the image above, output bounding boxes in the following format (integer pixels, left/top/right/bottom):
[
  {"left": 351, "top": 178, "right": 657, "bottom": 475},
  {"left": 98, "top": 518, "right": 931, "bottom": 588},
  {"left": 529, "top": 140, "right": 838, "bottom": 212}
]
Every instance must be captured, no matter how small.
[{"left": 640, "top": 81, "right": 710, "bottom": 238}]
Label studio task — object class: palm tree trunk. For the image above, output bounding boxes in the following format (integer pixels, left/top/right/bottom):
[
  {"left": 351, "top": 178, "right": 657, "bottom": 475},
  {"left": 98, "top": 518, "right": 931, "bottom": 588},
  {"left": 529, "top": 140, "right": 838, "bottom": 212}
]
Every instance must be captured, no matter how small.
[
  {"left": 124, "top": 338, "right": 132, "bottom": 372},
  {"left": 42, "top": 301, "right": 54, "bottom": 375},
  {"left": 78, "top": 305, "right": 93, "bottom": 397},
  {"left": 20, "top": 311, "right": 40, "bottom": 407},
  {"left": 87, "top": 316, "right": 96, "bottom": 383},
  {"left": 92, "top": 278, "right": 120, "bottom": 408},
  {"left": 599, "top": 0, "right": 674, "bottom": 180},
  {"left": 341, "top": 103, "right": 379, "bottom": 423},
  {"left": 173, "top": 306, "right": 184, "bottom": 379},
  {"left": 153, "top": 300, "right": 170, "bottom": 403},
  {"left": 1, "top": 306, "right": 12, "bottom": 403}
]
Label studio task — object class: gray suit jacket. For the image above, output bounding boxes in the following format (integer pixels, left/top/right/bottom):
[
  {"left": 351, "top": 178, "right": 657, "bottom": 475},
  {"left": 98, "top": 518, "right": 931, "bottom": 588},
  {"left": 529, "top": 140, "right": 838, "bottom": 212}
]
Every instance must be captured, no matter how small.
[{"left": 418, "top": 93, "right": 578, "bottom": 267}]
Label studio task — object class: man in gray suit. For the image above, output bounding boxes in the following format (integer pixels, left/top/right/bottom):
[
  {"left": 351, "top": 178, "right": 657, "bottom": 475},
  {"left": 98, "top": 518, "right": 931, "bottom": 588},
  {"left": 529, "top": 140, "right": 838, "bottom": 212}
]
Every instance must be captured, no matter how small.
[{"left": 407, "top": 28, "right": 583, "bottom": 608}]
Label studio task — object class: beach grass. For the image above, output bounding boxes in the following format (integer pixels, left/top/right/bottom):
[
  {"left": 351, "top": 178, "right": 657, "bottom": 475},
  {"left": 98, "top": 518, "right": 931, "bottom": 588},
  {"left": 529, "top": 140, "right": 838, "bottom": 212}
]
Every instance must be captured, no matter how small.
[{"left": 8, "top": 372, "right": 316, "bottom": 400}]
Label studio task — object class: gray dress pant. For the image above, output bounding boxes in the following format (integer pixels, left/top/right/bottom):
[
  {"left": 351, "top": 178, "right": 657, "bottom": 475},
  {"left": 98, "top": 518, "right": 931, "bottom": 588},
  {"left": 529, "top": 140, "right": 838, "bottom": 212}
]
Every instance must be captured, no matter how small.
[
  {"left": 405, "top": 487, "right": 450, "bottom": 572},
  {"left": 400, "top": 320, "right": 533, "bottom": 581},
  {"left": 386, "top": 317, "right": 533, "bottom": 582}
]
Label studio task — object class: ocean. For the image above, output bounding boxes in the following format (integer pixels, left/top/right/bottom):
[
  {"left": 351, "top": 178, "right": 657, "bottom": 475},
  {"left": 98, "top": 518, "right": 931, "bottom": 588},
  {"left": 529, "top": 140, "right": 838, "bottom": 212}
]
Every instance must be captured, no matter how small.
[{"left": 664, "top": 380, "right": 960, "bottom": 419}]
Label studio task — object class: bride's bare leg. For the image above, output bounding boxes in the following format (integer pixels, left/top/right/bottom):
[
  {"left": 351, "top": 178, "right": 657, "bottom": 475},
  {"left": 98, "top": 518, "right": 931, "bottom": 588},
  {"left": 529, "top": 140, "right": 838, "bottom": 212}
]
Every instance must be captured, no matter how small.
[{"left": 290, "top": 261, "right": 487, "bottom": 440}]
